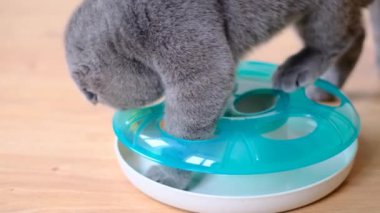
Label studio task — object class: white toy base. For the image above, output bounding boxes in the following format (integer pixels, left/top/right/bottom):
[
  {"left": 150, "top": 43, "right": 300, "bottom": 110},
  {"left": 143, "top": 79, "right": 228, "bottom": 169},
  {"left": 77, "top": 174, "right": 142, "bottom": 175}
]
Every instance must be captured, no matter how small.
[{"left": 115, "top": 140, "right": 357, "bottom": 213}]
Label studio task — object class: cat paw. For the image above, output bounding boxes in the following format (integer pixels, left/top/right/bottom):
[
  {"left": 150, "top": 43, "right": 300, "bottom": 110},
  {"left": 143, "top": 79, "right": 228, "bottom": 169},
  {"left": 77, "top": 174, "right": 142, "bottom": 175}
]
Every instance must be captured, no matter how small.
[
  {"left": 145, "top": 165, "right": 192, "bottom": 190},
  {"left": 273, "top": 48, "right": 326, "bottom": 92},
  {"left": 273, "top": 64, "right": 313, "bottom": 92}
]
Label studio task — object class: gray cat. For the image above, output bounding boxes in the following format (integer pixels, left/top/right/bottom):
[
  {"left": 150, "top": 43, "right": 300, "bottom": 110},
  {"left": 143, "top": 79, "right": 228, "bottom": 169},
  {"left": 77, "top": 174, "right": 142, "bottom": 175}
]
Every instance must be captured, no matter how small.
[{"left": 65, "top": 0, "right": 379, "bottom": 189}]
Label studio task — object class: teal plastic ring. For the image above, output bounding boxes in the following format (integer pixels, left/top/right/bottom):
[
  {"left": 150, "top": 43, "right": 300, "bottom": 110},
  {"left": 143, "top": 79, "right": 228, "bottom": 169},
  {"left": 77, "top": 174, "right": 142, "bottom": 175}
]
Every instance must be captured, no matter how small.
[{"left": 113, "top": 61, "right": 360, "bottom": 175}]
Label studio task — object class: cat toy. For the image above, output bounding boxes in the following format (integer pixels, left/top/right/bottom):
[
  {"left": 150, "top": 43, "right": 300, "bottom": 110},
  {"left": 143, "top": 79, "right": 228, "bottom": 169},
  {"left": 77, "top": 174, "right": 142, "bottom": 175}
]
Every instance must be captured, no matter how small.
[{"left": 113, "top": 61, "right": 360, "bottom": 212}]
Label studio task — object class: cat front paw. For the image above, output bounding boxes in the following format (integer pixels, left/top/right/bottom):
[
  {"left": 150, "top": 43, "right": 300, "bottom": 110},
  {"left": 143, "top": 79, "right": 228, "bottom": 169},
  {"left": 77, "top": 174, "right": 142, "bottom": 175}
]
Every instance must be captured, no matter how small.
[
  {"left": 273, "top": 48, "right": 327, "bottom": 92},
  {"left": 273, "top": 64, "right": 313, "bottom": 92}
]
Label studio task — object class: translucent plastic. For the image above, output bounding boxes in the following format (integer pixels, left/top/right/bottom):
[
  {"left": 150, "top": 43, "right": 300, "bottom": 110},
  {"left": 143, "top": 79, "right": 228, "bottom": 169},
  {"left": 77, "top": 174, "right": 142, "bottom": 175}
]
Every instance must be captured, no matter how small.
[{"left": 113, "top": 61, "right": 360, "bottom": 175}]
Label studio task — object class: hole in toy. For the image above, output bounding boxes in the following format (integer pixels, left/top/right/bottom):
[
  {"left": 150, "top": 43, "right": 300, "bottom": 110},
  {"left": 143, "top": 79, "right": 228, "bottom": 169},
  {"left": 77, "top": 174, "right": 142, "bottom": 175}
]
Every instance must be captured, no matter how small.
[
  {"left": 306, "top": 85, "right": 341, "bottom": 107},
  {"left": 234, "top": 90, "right": 277, "bottom": 114},
  {"left": 262, "top": 117, "right": 317, "bottom": 140}
]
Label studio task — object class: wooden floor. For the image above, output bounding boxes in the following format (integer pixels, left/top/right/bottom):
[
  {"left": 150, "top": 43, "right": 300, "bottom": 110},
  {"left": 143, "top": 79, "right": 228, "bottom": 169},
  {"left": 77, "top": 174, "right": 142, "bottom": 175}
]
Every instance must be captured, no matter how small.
[{"left": 1, "top": 0, "right": 379, "bottom": 212}]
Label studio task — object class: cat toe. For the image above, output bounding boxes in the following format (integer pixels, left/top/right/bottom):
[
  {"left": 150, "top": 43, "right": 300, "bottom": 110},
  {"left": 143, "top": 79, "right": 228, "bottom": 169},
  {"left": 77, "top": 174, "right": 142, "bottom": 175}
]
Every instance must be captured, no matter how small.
[{"left": 273, "top": 66, "right": 312, "bottom": 92}]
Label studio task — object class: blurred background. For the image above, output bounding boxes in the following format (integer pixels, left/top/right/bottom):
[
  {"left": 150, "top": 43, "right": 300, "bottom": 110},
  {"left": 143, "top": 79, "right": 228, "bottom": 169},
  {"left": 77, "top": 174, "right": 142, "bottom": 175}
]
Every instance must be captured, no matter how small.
[{"left": 0, "top": 0, "right": 379, "bottom": 212}]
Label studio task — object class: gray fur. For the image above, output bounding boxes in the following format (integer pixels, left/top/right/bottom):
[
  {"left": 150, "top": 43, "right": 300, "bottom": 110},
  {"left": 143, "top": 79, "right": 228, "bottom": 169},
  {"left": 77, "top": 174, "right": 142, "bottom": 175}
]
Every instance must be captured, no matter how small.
[
  {"left": 273, "top": 0, "right": 366, "bottom": 92},
  {"left": 65, "top": 0, "right": 378, "bottom": 189},
  {"left": 307, "top": 27, "right": 365, "bottom": 101},
  {"left": 370, "top": 0, "right": 380, "bottom": 68}
]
